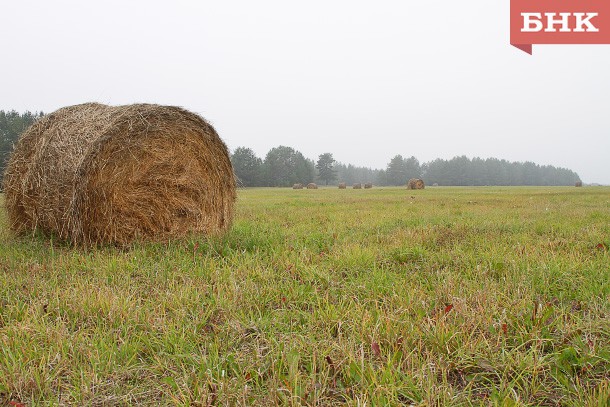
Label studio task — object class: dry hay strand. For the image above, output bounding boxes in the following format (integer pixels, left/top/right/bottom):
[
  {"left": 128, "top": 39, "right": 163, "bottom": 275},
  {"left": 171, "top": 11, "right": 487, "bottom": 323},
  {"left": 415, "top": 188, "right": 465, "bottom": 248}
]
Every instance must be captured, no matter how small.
[
  {"left": 293, "top": 183, "right": 304, "bottom": 189},
  {"left": 364, "top": 182, "right": 373, "bottom": 189},
  {"left": 306, "top": 183, "right": 318, "bottom": 189},
  {"left": 353, "top": 183, "right": 362, "bottom": 189},
  {"left": 407, "top": 178, "right": 425, "bottom": 190},
  {"left": 2, "top": 103, "right": 236, "bottom": 246},
  {"left": 338, "top": 182, "right": 346, "bottom": 189}
]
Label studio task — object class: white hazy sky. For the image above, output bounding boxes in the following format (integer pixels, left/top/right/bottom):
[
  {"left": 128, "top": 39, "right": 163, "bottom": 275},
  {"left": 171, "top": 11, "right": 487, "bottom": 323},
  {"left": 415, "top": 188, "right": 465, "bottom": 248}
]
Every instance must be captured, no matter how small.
[{"left": 2, "top": 1, "right": 609, "bottom": 183}]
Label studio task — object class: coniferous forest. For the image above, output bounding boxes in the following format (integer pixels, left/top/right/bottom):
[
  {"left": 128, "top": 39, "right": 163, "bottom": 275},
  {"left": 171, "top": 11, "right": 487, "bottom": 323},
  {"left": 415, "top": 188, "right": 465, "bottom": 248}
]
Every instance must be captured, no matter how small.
[
  {"left": 230, "top": 147, "right": 581, "bottom": 187},
  {"left": 0, "top": 111, "right": 581, "bottom": 188},
  {"left": 0, "top": 110, "right": 44, "bottom": 178}
]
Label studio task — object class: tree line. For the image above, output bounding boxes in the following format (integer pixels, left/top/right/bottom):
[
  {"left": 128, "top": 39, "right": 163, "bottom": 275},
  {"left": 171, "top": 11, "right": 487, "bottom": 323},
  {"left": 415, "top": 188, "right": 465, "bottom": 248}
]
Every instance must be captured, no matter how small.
[
  {"left": 0, "top": 110, "right": 581, "bottom": 187},
  {"left": 232, "top": 147, "right": 581, "bottom": 187},
  {"left": 0, "top": 110, "right": 44, "bottom": 178}
]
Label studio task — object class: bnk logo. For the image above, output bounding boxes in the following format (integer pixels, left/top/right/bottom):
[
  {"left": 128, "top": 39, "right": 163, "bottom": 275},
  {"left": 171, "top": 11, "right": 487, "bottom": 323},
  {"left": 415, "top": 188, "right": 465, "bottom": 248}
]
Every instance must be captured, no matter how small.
[
  {"left": 510, "top": 0, "right": 610, "bottom": 54},
  {"left": 521, "top": 12, "right": 598, "bottom": 32}
]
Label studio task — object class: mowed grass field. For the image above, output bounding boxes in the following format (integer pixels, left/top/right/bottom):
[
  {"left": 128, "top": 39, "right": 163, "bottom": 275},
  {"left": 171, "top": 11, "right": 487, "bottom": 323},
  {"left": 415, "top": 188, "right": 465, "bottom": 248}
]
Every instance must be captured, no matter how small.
[{"left": 0, "top": 187, "right": 609, "bottom": 406}]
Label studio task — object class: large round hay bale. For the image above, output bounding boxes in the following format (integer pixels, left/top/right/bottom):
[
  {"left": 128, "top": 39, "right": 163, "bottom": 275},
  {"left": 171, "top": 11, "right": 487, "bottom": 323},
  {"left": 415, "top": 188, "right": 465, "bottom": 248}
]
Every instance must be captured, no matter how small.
[
  {"left": 306, "top": 183, "right": 318, "bottom": 189},
  {"left": 338, "top": 182, "right": 346, "bottom": 189},
  {"left": 353, "top": 183, "right": 362, "bottom": 189},
  {"left": 293, "top": 183, "right": 304, "bottom": 189},
  {"left": 407, "top": 178, "right": 425, "bottom": 190},
  {"left": 364, "top": 182, "right": 373, "bottom": 189},
  {"left": 575, "top": 181, "right": 583, "bottom": 187},
  {"left": 2, "top": 103, "right": 236, "bottom": 246}
]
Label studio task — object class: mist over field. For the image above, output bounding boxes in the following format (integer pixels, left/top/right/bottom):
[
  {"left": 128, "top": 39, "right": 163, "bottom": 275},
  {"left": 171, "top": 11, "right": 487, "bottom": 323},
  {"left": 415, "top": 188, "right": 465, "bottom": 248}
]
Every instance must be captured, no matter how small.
[{"left": 2, "top": 1, "right": 609, "bottom": 183}]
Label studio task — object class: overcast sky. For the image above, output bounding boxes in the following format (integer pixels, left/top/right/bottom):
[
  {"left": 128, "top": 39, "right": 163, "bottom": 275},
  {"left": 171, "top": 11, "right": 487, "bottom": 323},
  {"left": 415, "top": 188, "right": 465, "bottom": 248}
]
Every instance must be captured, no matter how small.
[{"left": 2, "top": 1, "right": 609, "bottom": 183}]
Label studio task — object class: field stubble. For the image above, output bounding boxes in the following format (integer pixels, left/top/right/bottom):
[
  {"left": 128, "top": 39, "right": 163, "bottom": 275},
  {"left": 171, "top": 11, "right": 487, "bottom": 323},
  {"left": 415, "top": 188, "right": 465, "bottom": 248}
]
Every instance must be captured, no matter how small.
[{"left": 0, "top": 187, "right": 608, "bottom": 406}]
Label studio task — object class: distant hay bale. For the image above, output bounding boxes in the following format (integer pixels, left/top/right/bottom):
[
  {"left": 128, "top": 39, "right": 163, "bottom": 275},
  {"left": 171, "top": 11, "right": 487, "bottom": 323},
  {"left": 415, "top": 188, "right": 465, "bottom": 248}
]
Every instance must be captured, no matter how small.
[
  {"left": 407, "top": 178, "right": 425, "bottom": 190},
  {"left": 2, "top": 103, "right": 236, "bottom": 246},
  {"left": 432, "top": 183, "right": 439, "bottom": 187},
  {"left": 338, "top": 182, "right": 346, "bottom": 189},
  {"left": 364, "top": 182, "right": 373, "bottom": 189},
  {"left": 306, "top": 183, "right": 318, "bottom": 189},
  {"left": 353, "top": 183, "right": 362, "bottom": 189},
  {"left": 575, "top": 181, "right": 583, "bottom": 187},
  {"left": 293, "top": 183, "right": 303, "bottom": 189}
]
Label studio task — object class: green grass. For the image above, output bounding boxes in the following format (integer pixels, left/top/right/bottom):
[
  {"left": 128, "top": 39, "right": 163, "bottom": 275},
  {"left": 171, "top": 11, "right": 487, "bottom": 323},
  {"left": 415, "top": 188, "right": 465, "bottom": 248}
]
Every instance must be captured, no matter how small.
[{"left": 1, "top": 187, "right": 609, "bottom": 406}]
